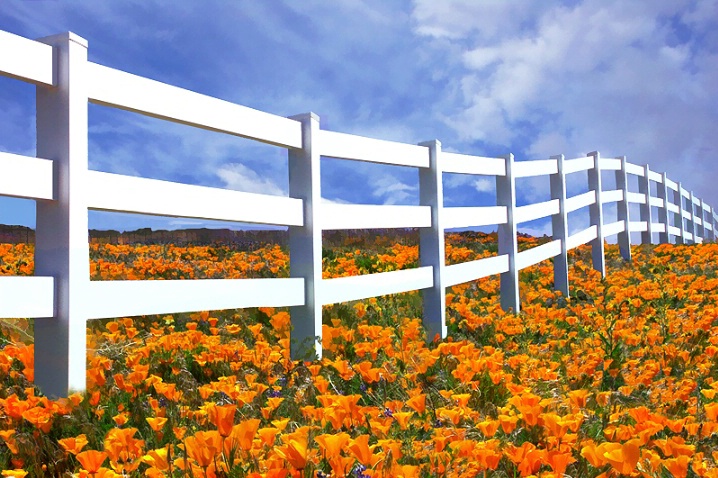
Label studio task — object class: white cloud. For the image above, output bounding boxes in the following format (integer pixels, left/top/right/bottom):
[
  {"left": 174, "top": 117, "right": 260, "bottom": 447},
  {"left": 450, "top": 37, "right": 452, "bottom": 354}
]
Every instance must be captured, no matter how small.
[
  {"left": 216, "top": 163, "right": 286, "bottom": 196},
  {"left": 473, "top": 178, "right": 494, "bottom": 193},
  {"left": 443, "top": 170, "right": 497, "bottom": 194},
  {"left": 412, "top": 0, "right": 718, "bottom": 208},
  {"left": 371, "top": 176, "right": 417, "bottom": 205},
  {"left": 321, "top": 197, "right": 351, "bottom": 204},
  {"left": 412, "top": 0, "right": 545, "bottom": 42},
  {"left": 3, "top": 0, "right": 717, "bottom": 227}
]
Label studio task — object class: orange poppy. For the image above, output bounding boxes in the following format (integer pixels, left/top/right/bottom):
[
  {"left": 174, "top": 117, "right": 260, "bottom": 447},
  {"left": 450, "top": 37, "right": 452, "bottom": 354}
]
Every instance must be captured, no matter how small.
[
  {"left": 58, "top": 434, "right": 88, "bottom": 455},
  {"left": 76, "top": 450, "right": 108, "bottom": 474}
]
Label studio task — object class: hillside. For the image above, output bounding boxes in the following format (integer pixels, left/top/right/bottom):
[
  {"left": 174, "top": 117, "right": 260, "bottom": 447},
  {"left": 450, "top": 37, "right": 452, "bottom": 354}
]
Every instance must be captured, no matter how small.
[{"left": 0, "top": 239, "right": 717, "bottom": 476}]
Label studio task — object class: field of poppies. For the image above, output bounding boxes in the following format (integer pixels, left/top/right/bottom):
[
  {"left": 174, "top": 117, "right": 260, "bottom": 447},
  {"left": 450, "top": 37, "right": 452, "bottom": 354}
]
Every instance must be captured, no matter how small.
[{"left": 1, "top": 233, "right": 718, "bottom": 477}]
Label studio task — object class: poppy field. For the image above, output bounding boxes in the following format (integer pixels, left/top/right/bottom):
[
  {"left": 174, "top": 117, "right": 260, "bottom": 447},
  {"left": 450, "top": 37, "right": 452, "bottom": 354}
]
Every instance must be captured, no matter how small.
[{"left": 1, "top": 233, "right": 718, "bottom": 477}]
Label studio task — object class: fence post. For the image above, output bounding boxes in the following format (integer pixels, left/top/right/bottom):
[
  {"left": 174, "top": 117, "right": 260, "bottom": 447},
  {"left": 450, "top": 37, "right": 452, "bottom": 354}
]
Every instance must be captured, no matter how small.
[
  {"left": 549, "top": 154, "right": 569, "bottom": 297},
  {"left": 690, "top": 192, "right": 699, "bottom": 243},
  {"left": 657, "top": 173, "right": 669, "bottom": 243},
  {"left": 639, "top": 164, "right": 653, "bottom": 244},
  {"left": 615, "top": 156, "right": 631, "bottom": 260},
  {"left": 288, "top": 112, "right": 322, "bottom": 360},
  {"left": 587, "top": 151, "right": 606, "bottom": 277},
  {"left": 418, "top": 140, "right": 446, "bottom": 342},
  {"left": 697, "top": 198, "right": 706, "bottom": 242},
  {"left": 34, "top": 32, "right": 90, "bottom": 397},
  {"left": 705, "top": 205, "right": 714, "bottom": 242},
  {"left": 677, "top": 183, "right": 686, "bottom": 244},
  {"left": 497, "top": 153, "right": 519, "bottom": 312}
]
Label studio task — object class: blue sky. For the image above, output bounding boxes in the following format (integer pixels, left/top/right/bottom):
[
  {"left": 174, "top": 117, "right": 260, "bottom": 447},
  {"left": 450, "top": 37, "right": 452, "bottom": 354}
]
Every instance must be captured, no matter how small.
[{"left": 0, "top": 0, "right": 716, "bottom": 236}]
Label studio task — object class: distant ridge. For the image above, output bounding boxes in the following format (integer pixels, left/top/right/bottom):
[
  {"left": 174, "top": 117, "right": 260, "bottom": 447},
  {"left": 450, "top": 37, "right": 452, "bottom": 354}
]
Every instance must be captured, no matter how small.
[
  {"left": 0, "top": 224, "right": 288, "bottom": 247},
  {"left": 0, "top": 224, "right": 435, "bottom": 248}
]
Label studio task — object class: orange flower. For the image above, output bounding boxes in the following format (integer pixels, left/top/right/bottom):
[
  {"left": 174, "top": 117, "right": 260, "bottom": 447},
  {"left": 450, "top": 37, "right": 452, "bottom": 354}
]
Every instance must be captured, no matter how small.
[
  {"left": 141, "top": 447, "right": 170, "bottom": 471},
  {"left": 393, "top": 411, "right": 414, "bottom": 430},
  {"left": 547, "top": 450, "right": 575, "bottom": 475},
  {"left": 580, "top": 442, "right": 605, "bottom": 468},
  {"left": 21, "top": 407, "right": 54, "bottom": 433},
  {"left": 112, "top": 412, "right": 129, "bottom": 427},
  {"left": 210, "top": 404, "right": 237, "bottom": 437},
  {"left": 87, "top": 368, "right": 106, "bottom": 388},
  {"left": 663, "top": 455, "right": 690, "bottom": 478},
  {"left": 257, "top": 427, "right": 280, "bottom": 447},
  {"left": 704, "top": 402, "right": 718, "bottom": 421},
  {"left": 275, "top": 427, "right": 310, "bottom": 470},
  {"left": 505, "top": 442, "right": 544, "bottom": 476},
  {"left": 567, "top": 389, "right": 590, "bottom": 409},
  {"left": 146, "top": 417, "right": 168, "bottom": 433},
  {"left": 153, "top": 382, "right": 183, "bottom": 402},
  {"left": 406, "top": 394, "right": 426, "bottom": 414},
  {"left": 474, "top": 447, "right": 502, "bottom": 470},
  {"left": 315, "top": 432, "right": 350, "bottom": 459},
  {"left": 229, "top": 418, "right": 261, "bottom": 452},
  {"left": 603, "top": 439, "right": 641, "bottom": 475},
  {"left": 58, "top": 434, "right": 89, "bottom": 455},
  {"left": 76, "top": 450, "right": 108, "bottom": 473},
  {"left": 477, "top": 419, "right": 499, "bottom": 438},
  {"left": 184, "top": 430, "right": 221, "bottom": 469},
  {"left": 0, "top": 431, "right": 18, "bottom": 455},
  {"left": 498, "top": 414, "right": 519, "bottom": 434},
  {"left": 347, "top": 434, "right": 377, "bottom": 466},
  {"left": 103, "top": 427, "right": 145, "bottom": 473}
]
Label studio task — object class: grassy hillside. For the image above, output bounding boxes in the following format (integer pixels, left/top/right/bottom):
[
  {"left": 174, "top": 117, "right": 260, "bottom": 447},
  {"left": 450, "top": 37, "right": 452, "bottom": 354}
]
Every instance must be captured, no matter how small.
[{"left": 1, "top": 236, "right": 717, "bottom": 477}]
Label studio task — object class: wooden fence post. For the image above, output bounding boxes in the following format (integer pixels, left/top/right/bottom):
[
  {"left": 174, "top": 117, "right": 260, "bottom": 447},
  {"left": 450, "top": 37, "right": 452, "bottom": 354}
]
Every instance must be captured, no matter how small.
[
  {"left": 550, "top": 154, "right": 569, "bottom": 297},
  {"left": 587, "top": 151, "right": 606, "bottom": 277},
  {"left": 497, "top": 153, "right": 519, "bottom": 312},
  {"left": 639, "top": 164, "right": 653, "bottom": 244},
  {"left": 288, "top": 112, "right": 322, "bottom": 360},
  {"left": 657, "top": 173, "right": 669, "bottom": 244},
  {"left": 34, "top": 32, "right": 90, "bottom": 397},
  {"left": 418, "top": 140, "right": 446, "bottom": 341},
  {"left": 615, "top": 156, "right": 631, "bottom": 260}
]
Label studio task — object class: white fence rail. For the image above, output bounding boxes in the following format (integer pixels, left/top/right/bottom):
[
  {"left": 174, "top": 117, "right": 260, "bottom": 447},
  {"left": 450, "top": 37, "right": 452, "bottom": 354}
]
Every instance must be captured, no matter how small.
[{"left": 0, "top": 30, "right": 716, "bottom": 396}]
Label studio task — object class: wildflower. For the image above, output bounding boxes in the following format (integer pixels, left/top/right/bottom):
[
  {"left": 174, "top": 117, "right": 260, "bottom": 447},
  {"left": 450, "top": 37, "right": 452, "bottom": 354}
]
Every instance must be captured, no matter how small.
[
  {"left": 229, "top": 418, "right": 261, "bottom": 452},
  {"left": 274, "top": 427, "right": 310, "bottom": 470},
  {"left": 1, "top": 471, "right": 28, "bottom": 478},
  {"left": 145, "top": 417, "right": 168, "bottom": 433},
  {"left": 602, "top": 439, "right": 641, "bottom": 475},
  {"left": 76, "top": 450, "right": 108, "bottom": 474},
  {"left": 141, "top": 447, "right": 170, "bottom": 471},
  {"left": 184, "top": 430, "right": 221, "bottom": 469},
  {"left": 58, "top": 434, "right": 89, "bottom": 455},
  {"left": 315, "top": 432, "right": 350, "bottom": 460},
  {"left": 209, "top": 404, "right": 237, "bottom": 437},
  {"left": 347, "top": 435, "right": 378, "bottom": 467},
  {"left": 405, "top": 394, "right": 426, "bottom": 414}
]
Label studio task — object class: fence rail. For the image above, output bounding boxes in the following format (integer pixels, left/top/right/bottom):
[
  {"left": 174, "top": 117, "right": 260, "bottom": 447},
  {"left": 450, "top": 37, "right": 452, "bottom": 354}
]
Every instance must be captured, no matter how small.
[{"left": 1, "top": 30, "right": 716, "bottom": 397}]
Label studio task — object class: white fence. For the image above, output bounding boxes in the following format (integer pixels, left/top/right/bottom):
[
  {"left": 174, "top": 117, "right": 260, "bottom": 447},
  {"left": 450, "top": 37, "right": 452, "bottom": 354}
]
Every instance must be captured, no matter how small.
[{"left": 0, "top": 30, "right": 715, "bottom": 397}]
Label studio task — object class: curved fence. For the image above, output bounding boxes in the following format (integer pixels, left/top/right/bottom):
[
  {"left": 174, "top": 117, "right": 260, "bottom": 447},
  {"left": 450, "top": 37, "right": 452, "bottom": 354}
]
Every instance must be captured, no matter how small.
[{"left": 0, "top": 30, "right": 714, "bottom": 396}]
